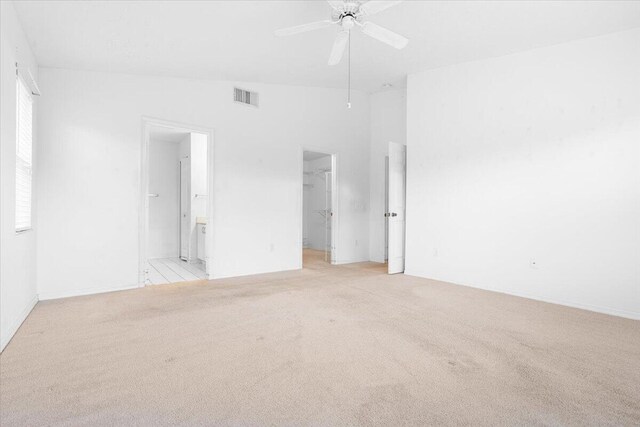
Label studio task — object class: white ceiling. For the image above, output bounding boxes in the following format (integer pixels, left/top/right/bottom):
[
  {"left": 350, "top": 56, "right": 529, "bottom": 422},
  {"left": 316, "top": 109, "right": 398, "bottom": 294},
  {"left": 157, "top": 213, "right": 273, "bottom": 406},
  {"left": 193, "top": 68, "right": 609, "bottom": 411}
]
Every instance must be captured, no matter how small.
[
  {"left": 304, "top": 151, "right": 331, "bottom": 161},
  {"left": 148, "top": 126, "right": 190, "bottom": 144},
  {"left": 13, "top": 0, "right": 640, "bottom": 92}
]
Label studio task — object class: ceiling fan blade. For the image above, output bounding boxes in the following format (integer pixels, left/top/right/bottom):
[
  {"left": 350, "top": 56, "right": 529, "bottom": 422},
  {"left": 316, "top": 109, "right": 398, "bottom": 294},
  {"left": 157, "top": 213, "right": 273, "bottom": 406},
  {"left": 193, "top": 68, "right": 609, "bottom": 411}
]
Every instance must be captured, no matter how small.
[
  {"left": 359, "top": 1, "right": 403, "bottom": 16},
  {"left": 328, "top": 31, "right": 349, "bottom": 66},
  {"left": 327, "top": 1, "right": 344, "bottom": 10},
  {"left": 275, "top": 20, "right": 335, "bottom": 37},
  {"left": 360, "top": 21, "right": 408, "bottom": 49}
]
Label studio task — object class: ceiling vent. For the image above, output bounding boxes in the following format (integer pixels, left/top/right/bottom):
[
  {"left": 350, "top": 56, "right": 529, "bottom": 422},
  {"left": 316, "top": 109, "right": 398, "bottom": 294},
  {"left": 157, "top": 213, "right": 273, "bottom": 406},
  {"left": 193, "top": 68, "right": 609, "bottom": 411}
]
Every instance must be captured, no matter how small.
[{"left": 234, "top": 87, "right": 259, "bottom": 107}]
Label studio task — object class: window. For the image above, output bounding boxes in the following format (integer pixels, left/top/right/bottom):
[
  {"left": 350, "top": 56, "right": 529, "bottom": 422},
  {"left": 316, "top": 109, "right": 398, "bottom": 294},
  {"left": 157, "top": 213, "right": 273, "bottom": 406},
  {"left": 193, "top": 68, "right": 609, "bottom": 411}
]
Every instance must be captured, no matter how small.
[{"left": 16, "top": 77, "right": 33, "bottom": 232}]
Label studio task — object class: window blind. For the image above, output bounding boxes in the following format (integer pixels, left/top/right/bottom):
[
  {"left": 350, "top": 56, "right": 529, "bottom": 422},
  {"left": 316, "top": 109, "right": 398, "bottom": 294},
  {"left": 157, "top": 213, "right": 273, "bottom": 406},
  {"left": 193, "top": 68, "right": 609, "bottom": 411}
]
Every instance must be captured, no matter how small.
[{"left": 16, "top": 77, "right": 33, "bottom": 231}]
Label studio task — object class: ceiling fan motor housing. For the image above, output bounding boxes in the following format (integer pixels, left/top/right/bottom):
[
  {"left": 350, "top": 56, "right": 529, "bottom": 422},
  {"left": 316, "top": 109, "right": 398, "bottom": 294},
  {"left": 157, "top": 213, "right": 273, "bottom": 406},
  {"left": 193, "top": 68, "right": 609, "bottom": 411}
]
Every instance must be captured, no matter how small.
[{"left": 331, "top": 1, "right": 363, "bottom": 28}]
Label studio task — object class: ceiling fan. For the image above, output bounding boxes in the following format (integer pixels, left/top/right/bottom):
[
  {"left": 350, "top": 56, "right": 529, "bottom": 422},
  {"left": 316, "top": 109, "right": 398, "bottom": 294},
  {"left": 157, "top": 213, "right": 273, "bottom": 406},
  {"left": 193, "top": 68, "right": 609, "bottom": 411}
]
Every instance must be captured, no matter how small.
[{"left": 275, "top": 1, "right": 408, "bottom": 66}]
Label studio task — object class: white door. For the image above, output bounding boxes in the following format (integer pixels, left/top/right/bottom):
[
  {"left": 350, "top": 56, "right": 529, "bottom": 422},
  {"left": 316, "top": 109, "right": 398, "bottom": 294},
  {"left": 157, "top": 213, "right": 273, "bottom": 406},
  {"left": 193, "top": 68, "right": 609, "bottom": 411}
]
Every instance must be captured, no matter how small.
[
  {"left": 384, "top": 155, "right": 389, "bottom": 261},
  {"left": 180, "top": 158, "right": 190, "bottom": 261},
  {"left": 388, "top": 142, "right": 406, "bottom": 274}
]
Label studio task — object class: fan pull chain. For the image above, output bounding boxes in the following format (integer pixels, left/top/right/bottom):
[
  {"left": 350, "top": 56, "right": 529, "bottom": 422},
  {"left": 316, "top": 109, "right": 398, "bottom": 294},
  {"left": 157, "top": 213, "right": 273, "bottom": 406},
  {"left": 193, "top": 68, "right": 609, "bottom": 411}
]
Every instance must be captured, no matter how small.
[{"left": 347, "top": 30, "right": 351, "bottom": 109}]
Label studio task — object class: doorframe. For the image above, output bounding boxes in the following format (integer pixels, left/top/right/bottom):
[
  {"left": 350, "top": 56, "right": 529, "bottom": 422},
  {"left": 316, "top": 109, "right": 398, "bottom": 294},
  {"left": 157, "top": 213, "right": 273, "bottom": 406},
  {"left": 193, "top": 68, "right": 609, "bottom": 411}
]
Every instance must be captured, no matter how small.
[
  {"left": 139, "top": 116, "right": 215, "bottom": 286},
  {"left": 299, "top": 146, "right": 339, "bottom": 268},
  {"left": 179, "top": 157, "right": 191, "bottom": 262}
]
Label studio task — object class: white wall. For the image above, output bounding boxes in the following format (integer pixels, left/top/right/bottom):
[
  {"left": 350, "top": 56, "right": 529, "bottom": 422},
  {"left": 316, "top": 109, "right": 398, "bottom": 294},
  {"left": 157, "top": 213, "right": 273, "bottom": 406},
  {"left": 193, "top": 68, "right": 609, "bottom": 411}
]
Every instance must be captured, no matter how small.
[
  {"left": 36, "top": 69, "right": 370, "bottom": 298},
  {"left": 0, "top": 1, "right": 39, "bottom": 351},
  {"left": 148, "top": 138, "right": 180, "bottom": 259},
  {"left": 369, "top": 89, "right": 407, "bottom": 263},
  {"left": 189, "top": 132, "right": 207, "bottom": 261},
  {"left": 303, "top": 156, "right": 332, "bottom": 251},
  {"left": 406, "top": 28, "right": 640, "bottom": 319}
]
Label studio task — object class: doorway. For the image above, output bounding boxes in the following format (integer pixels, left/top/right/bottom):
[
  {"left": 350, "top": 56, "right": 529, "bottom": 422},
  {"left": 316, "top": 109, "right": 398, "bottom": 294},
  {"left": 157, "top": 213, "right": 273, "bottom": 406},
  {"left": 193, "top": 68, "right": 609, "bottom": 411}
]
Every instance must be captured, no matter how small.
[
  {"left": 139, "top": 118, "right": 214, "bottom": 285},
  {"left": 302, "top": 150, "right": 336, "bottom": 267}
]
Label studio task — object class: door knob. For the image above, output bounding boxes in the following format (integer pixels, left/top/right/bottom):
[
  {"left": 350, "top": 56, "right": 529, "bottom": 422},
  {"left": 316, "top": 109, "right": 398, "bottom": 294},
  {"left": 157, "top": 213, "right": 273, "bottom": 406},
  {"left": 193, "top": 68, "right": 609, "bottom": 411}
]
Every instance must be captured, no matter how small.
[{"left": 391, "top": 212, "right": 398, "bottom": 217}]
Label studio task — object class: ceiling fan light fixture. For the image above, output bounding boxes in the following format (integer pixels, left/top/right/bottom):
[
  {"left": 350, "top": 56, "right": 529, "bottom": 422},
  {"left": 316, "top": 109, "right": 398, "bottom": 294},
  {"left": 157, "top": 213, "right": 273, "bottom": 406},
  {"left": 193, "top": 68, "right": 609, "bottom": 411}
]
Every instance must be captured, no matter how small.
[{"left": 341, "top": 15, "right": 356, "bottom": 30}]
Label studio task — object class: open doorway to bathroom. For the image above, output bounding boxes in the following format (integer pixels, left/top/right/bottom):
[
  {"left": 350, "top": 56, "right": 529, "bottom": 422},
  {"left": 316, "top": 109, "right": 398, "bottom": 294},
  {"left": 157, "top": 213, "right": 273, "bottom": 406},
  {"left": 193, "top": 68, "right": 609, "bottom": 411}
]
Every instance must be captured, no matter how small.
[
  {"left": 302, "top": 150, "right": 336, "bottom": 267},
  {"left": 139, "top": 118, "right": 214, "bottom": 285}
]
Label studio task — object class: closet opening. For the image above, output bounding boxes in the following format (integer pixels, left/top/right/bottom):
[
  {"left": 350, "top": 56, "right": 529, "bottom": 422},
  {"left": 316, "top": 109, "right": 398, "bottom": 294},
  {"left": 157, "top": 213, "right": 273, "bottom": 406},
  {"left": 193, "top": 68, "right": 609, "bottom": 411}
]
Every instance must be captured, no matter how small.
[{"left": 302, "top": 150, "right": 336, "bottom": 267}]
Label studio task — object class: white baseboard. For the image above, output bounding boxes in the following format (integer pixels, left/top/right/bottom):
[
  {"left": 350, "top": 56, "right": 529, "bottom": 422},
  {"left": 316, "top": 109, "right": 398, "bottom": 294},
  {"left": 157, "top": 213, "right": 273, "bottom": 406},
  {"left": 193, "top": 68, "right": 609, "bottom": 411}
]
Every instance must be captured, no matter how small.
[
  {"left": 494, "top": 290, "right": 640, "bottom": 320},
  {"left": 404, "top": 270, "right": 640, "bottom": 321},
  {"left": 1, "top": 295, "right": 38, "bottom": 352},
  {"left": 38, "top": 283, "right": 140, "bottom": 301},
  {"left": 211, "top": 265, "right": 300, "bottom": 280},
  {"left": 333, "top": 257, "right": 370, "bottom": 265}
]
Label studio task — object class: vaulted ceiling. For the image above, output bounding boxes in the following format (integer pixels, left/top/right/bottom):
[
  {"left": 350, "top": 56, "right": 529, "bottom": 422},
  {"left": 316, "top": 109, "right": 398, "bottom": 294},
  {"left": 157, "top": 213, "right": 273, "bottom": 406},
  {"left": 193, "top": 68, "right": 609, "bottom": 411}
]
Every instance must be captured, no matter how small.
[{"left": 13, "top": 0, "right": 640, "bottom": 92}]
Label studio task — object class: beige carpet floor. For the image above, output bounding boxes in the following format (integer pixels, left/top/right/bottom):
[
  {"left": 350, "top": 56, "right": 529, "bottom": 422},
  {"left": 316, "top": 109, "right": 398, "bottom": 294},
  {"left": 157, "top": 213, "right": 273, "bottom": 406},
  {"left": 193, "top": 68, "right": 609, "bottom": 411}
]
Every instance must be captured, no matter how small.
[{"left": 1, "top": 249, "right": 639, "bottom": 426}]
